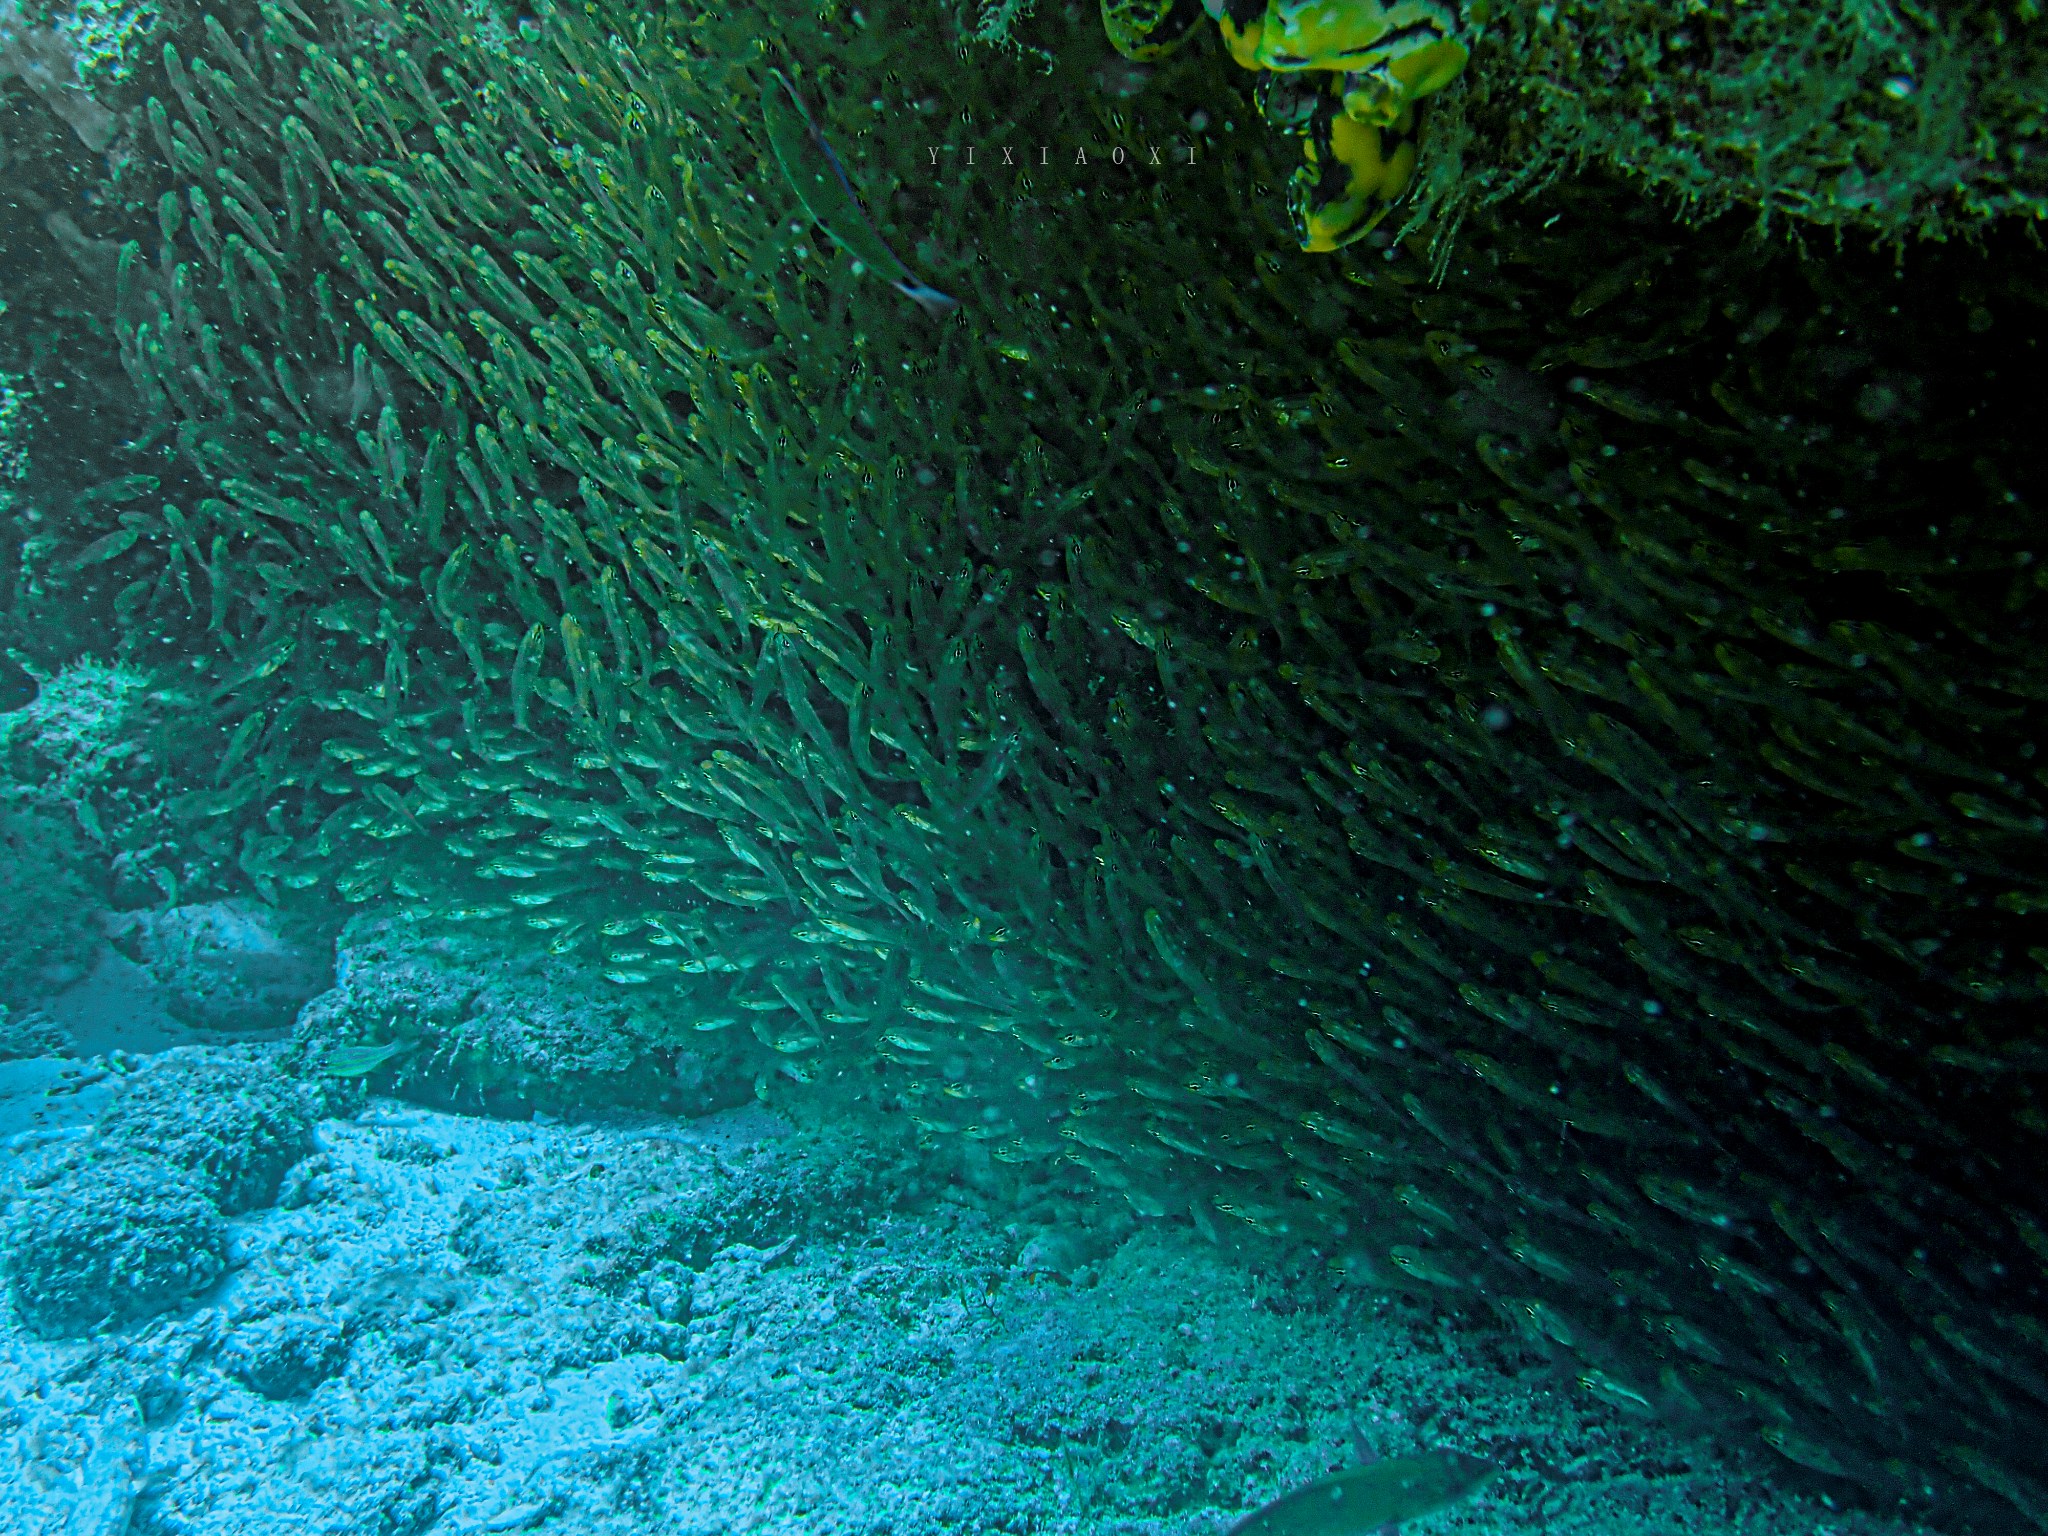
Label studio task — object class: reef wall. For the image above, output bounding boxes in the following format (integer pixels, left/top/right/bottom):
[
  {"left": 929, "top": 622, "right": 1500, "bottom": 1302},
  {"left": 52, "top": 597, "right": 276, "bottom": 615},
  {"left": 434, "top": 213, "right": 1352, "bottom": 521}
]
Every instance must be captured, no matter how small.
[
  {"left": 983, "top": 0, "right": 2048, "bottom": 243},
  {"left": 7, "top": 0, "right": 2048, "bottom": 1529},
  {"left": 1418, "top": 0, "right": 2048, "bottom": 240}
]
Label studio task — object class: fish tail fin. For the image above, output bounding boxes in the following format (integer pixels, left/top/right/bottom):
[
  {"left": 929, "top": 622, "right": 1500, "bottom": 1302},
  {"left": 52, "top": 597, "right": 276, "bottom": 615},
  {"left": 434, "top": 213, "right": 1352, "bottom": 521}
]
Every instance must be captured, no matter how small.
[
  {"left": 892, "top": 279, "right": 962, "bottom": 322},
  {"left": 1349, "top": 1420, "right": 1378, "bottom": 1466}
]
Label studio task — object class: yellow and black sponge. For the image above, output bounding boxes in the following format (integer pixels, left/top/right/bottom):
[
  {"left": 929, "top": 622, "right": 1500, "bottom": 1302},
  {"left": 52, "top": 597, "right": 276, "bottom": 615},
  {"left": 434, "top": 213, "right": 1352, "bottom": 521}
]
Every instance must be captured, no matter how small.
[
  {"left": 1103, "top": 0, "right": 1467, "bottom": 250},
  {"left": 1100, "top": 0, "right": 1210, "bottom": 59},
  {"left": 1292, "top": 94, "right": 1420, "bottom": 251}
]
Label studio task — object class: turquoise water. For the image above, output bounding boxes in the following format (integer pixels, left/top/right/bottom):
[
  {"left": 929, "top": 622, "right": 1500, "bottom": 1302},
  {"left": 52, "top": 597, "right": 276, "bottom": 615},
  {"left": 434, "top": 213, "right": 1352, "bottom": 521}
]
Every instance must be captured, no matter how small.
[{"left": 2, "top": 0, "right": 2043, "bottom": 1531}]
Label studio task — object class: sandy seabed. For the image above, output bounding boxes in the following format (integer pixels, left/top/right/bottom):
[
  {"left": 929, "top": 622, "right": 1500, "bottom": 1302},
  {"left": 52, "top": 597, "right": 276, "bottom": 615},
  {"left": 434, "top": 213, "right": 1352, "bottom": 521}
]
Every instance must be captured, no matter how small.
[{"left": 0, "top": 937, "right": 1935, "bottom": 1536}]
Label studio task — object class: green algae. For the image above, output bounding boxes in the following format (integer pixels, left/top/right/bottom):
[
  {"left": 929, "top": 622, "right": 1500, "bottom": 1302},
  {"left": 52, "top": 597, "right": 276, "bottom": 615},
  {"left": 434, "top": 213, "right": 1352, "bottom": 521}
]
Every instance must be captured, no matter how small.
[{"left": 1007, "top": 0, "right": 2048, "bottom": 245}]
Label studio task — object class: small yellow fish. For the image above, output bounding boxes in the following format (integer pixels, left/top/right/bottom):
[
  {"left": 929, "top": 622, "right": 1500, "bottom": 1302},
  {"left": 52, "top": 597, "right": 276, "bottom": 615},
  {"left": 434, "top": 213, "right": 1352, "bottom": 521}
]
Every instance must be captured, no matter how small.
[{"left": 1226, "top": 1447, "right": 1494, "bottom": 1536}]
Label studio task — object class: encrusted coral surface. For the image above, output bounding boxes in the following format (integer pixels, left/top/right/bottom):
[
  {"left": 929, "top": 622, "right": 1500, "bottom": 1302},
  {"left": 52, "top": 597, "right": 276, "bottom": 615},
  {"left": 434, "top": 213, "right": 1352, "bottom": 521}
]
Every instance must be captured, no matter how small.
[
  {"left": 1404, "top": 0, "right": 2048, "bottom": 245},
  {"left": 3, "top": 1149, "right": 228, "bottom": 1336},
  {"left": 92, "top": 1046, "right": 316, "bottom": 1211}
]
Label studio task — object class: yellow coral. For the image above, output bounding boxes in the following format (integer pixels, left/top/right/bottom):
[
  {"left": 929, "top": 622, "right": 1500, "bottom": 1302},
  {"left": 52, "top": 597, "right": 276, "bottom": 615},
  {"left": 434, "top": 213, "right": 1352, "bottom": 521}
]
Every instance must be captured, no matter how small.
[
  {"left": 1336, "top": 34, "right": 1467, "bottom": 128},
  {"left": 1216, "top": 0, "right": 1464, "bottom": 94},
  {"left": 1100, "top": 0, "right": 1207, "bottom": 59},
  {"left": 1103, "top": 0, "right": 1466, "bottom": 249},
  {"left": 1294, "top": 98, "right": 1420, "bottom": 250}
]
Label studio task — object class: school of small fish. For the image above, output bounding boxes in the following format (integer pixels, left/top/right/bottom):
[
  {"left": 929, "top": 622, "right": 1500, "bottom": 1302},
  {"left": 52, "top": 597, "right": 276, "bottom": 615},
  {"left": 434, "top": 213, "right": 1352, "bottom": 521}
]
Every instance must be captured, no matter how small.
[{"left": 24, "top": 1, "right": 2048, "bottom": 1532}]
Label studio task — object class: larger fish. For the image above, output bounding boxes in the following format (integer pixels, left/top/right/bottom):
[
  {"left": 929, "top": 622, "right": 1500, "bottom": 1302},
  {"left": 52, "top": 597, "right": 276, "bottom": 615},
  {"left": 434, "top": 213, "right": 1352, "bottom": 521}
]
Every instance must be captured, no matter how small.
[
  {"left": 760, "top": 68, "right": 961, "bottom": 321},
  {"left": 1226, "top": 1447, "right": 1494, "bottom": 1535}
]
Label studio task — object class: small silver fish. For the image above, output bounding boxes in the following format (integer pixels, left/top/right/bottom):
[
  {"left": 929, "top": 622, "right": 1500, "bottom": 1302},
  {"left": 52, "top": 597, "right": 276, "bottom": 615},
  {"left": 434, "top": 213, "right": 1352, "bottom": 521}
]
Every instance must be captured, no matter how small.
[{"left": 320, "top": 1037, "right": 419, "bottom": 1078}]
